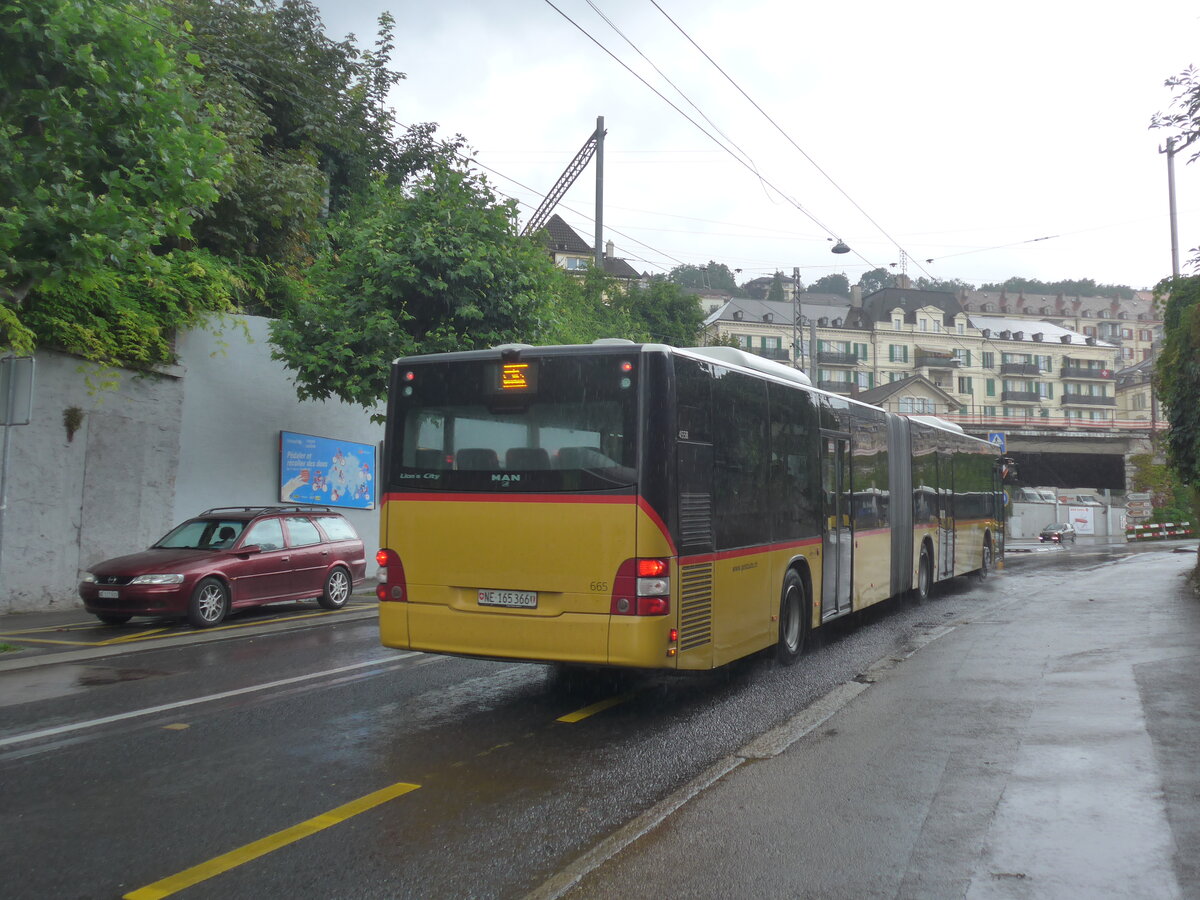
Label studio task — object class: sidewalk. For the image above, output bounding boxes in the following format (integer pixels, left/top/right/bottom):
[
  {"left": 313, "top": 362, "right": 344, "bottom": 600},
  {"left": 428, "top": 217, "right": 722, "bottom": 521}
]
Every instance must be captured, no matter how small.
[{"left": 538, "top": 549, "right": 1200, "bottom": 899}]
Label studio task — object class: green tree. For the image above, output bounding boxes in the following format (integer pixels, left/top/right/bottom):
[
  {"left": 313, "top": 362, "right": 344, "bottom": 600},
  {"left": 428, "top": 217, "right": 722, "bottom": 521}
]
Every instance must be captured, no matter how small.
[
  {"left": 269, "top": 163, "right": 562, "bottom": 411},
  {"left": 978, "top": 276, "right": 1133, "bottom": 300},
  {"left": 666, "top": 260, "right": 743, "bottom": 295},
  {"left": 1153, "top": 275, "right": 1200, "bottom": 487},
  {"left": 766, "top": 272, "right": 787, "bottom": 302},
  {"left": 858, "top": 268, "right": 892, "bottom": 295},
  {"left": 616, "top": 281, "right": 706, "bottom": 347},
  {"left": 0, "top": 0, "right": 230, "bottom": 354},
  {"left": 808, "top": 273, "right": 850, "bottom": 296},
  {"left": 912, "top": 276, "right": 976, "bottom": 293}
]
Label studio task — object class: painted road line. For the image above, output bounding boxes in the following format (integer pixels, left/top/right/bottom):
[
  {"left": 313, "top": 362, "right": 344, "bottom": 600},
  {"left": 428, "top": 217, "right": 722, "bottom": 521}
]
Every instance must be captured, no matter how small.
[
  {"left": 557, "top": 691, "right": 637, "bottom": 723},
  {"left": 0, "top": 653, "right": 416, "bottom": 749},
  {"left": 123, "top": 780, "right": 421, "bottom": 899},
  {"left": 0, "top": 604, "right": 373, "bottom": 648}
]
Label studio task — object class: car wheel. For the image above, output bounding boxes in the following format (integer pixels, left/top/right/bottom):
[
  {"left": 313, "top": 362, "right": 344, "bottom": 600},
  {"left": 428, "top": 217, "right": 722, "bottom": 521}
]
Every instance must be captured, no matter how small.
[
  {"left": 188, "top": 577, "right": 229, "bottom": 628},
  {"left": 318, "top": 566, "right": 351, "bottom": 610},
  {"left": 96, "top": 613, "right": 131, "bottom": 626},
  {"left": 914, "top": 545, "right": 932, "bottom": 602},
  {"left": 775, "top": 569, "right": 809, "bottom": 666}
]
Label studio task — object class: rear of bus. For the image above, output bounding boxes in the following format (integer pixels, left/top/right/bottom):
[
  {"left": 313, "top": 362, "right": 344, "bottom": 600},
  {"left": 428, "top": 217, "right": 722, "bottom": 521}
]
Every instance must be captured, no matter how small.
[{"left": 376, "top": 344, "right": 681, "bottom": 668}]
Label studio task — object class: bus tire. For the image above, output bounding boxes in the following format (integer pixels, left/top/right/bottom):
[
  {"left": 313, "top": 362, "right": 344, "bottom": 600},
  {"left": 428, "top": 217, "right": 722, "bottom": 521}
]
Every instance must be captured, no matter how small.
[
  {"left": 976, "top": 535, "right": 993, "bottom": 581},
  {"left": 775, "top": 568, "right": 809, "bottom": 666},
  {"left": 914, "top": 544, "right": 932, "bottom": 602}
]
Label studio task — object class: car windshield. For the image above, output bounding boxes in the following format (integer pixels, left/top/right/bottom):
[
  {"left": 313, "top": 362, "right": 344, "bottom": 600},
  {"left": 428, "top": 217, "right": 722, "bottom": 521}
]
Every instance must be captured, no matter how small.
[{"left": 154, "top": 519, "right": 247, "bottom": 550}]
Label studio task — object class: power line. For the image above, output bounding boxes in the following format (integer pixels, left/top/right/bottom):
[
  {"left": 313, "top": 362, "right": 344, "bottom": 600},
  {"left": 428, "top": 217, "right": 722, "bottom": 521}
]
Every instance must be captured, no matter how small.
[{"left": 649, "top": 0, "right": 932, "bottom": 281}]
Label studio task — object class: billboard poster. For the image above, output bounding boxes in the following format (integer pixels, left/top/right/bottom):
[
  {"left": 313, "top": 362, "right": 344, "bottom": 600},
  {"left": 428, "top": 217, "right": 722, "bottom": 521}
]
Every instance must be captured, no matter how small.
[
  {"left": 1068, "top": 505, "right": 1095, "bottom": 535},
  {"left": 279, "top": 431, "right": 375, "bottom": 509}
]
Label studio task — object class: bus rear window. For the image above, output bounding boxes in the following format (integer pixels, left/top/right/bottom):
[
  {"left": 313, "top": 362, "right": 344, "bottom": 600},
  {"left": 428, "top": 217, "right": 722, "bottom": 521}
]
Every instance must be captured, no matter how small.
[{"left": 389, "top": 357, "right": 638, "bottom": 491}]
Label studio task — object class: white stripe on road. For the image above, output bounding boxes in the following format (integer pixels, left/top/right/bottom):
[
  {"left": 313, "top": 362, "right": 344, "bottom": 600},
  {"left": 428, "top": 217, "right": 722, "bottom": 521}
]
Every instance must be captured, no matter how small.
[{"left": 0, "top": 653, "right": 417, "bottom": 749}]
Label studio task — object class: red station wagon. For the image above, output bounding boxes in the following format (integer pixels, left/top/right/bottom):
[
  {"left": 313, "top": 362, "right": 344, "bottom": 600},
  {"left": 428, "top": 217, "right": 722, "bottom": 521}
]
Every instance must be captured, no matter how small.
[{"left": 79, "top": 506, "right": 367, "bottom": 628}]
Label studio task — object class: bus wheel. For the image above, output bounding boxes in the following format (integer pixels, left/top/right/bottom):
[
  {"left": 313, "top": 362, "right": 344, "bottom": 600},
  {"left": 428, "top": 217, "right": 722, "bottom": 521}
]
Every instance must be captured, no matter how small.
[
  {"left": 775, "top": 569, "right": 808, "bottom": 666},
  {"left": 915, "top": 546, "right": 932, "bottom": 602},
  {"left": 976, "top": 538, "right": 992, "bottom": 582}
]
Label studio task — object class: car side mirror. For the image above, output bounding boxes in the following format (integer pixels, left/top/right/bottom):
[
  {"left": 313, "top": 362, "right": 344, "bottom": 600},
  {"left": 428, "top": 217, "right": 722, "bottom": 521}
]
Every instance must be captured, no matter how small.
[{"left": 236, "top": 544, "right": 262, "bottom": 555}]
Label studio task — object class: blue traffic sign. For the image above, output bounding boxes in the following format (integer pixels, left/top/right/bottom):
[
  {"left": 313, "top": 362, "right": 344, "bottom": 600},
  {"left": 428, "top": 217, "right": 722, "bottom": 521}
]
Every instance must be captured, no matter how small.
[{"left": 988, "top": 432, "right": 1006, "bottom": 452}]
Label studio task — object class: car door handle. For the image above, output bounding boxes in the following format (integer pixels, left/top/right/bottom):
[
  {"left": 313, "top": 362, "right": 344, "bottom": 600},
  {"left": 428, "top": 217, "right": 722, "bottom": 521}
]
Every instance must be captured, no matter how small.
[{"left": 281, "top": 556, "right": 290, "bottom": 562}]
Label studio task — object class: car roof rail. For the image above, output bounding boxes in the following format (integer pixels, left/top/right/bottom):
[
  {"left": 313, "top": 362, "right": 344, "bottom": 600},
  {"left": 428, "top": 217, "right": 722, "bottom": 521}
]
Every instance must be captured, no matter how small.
[{"left": 199, "top": 504, "right": 336, "bottom": 517}]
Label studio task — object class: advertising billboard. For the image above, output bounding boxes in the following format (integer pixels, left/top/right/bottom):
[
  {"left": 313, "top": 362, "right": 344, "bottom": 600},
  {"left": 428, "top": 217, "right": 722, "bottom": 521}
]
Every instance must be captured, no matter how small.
[{"left": 279, "top": 431, "right": 376, "bottom": 509}]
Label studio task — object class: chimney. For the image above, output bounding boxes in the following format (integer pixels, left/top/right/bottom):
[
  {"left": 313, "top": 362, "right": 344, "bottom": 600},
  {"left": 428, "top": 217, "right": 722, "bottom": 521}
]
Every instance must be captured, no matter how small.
[
  {"left": 605, "top": 239, "right": 615, "bottom": 259},
  {"left": 850, "top": 285, "right": 863, "bottom": 307}
]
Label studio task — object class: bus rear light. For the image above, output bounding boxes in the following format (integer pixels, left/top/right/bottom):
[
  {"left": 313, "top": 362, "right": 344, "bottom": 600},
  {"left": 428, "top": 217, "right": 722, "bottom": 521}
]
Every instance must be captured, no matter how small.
[
  {"left": 610, "top": 558, "right": 671, "bottom": 616},
  {"left": 668, "top": 629, "right": 678, "bottom": 642},
  {"left": 375, "top": 548, "right": 407, "bottom": 603}
]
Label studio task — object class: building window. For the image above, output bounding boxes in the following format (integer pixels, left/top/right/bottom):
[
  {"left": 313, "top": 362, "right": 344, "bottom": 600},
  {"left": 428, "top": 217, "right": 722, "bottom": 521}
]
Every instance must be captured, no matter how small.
[
  {"left": 892, "top": 318, "right": 902, "bottom": 330},
  {"left": 985, "top": 378, "right": 996, "bottom": 397},
  {"left": 983, "top": 406, "right": 997, "bottom": 417},
  {"left": 1139, "top": 329, "right": 1151, "bottom": 341},
  {"left": 564, "top": 257, "right": 589, "bottom": 270},
  {"left": 888, "top": 344, "right": 909, "bottom": 363},
  {"left": 763, "top": 336, "right": 781, "bottom": 349},
  {"left": 957, "top": 377, "right": 973, "bottom": 394},
  {"left": 953, "top": 349, "right": 972, "bottom": 367},
  {"left": 854, "top": 342, "right": 869, "bottom": 361},
  {"left": 982, "top": 351, "right": 995, "bottom": 369},
  {"left": 1084, "top": 326, "right": 1096, "bottom": 336}
]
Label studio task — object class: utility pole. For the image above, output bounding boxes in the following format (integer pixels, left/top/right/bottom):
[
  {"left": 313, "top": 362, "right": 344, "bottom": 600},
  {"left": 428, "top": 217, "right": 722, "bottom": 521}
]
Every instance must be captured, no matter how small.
[
  {"left": 792, "top": 267, "right": 802, "bottom": 370},
  {"left": 594, "top": 116, "right": 605, "bottom": 271},
  {"left": 1162, "top": 136, "right": 1181, "bottom": 278}
]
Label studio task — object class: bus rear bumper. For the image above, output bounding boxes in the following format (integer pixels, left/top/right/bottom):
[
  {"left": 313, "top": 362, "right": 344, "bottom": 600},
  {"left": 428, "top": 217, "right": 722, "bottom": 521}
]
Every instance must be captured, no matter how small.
[{"left": 379, "top": 601, "right": 675, "bottom": 668}]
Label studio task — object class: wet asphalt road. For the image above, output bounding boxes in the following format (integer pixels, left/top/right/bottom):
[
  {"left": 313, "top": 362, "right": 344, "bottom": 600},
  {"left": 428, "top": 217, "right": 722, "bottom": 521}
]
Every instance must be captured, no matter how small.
[{"left": 0, "top": 542, "right": 1193, "bottom": 899}]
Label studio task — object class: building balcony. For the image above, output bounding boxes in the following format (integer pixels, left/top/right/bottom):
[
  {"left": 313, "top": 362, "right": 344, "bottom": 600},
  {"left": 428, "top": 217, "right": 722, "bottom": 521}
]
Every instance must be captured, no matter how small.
[
  {"left": 1001, "top": 390, "right": 1043, "bottom": 403},
  {"left": 816, "top": 351, "right": 860, "bottom": 366},
  {"left": 1060, "top": 365, "right": 1114, "bottom": 380},
  {"left": 1060, "top": 393, "right": 1117, "bottom": 407},
  {"left": 747, "top": 346, "right": 790, "bottom": 362},
  {"left": 1000, "top": 362, "right": 1042, "bottom": 376},
  {"left": 914, "top": 354, "right": 959, "bottom": 369},
  {"left": 817, "top": 380, "right": 855, "bottom": 395}
]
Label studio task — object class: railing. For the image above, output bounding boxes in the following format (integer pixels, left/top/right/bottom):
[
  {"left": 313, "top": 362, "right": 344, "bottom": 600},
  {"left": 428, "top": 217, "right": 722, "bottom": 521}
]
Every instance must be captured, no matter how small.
[
  {"left": 1061, "top": 366, "right": 1115, "bottom": 380},
  {"left": 1000, "top": 390, "right": 1042, "bottom": 403},
  {"left": 747, "top": 346, "right": 790, "bottom": 361},
  {"left": 914, "top": 354, "right": 959, "bottom": 368},
  {"left": 1060, "top": 393, "right": 1117, "bottom": 407},
  {"left": 816, "top": 379, "right": 855, "bottom": 394},
  {"left": 941, "top": 413, "right": 1165, "bottom": 432},
  {"left": 1000, "top": 362, "right": 1042, "bottom": 376},
  {"left": 816, "top": 351, "right": 860, "bottom": 366}
]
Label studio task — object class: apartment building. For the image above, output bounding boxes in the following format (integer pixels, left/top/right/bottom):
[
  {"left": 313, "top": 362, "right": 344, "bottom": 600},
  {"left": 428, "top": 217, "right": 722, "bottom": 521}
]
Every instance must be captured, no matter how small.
[{"left": 703, "top": 287, "right": 1131, "bottom": 424}]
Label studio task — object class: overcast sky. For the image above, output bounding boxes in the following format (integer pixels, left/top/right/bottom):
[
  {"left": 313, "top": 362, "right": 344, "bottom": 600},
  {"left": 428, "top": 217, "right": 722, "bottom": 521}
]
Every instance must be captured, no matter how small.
[{"left": 315, "top": 0, "right": 1200, "bottom": 291}]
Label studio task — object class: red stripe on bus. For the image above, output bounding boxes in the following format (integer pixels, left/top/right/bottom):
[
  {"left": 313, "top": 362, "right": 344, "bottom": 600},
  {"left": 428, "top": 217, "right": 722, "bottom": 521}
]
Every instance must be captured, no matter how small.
[{"left": 680, "top": 536, "right": 822, "bottom": 566}]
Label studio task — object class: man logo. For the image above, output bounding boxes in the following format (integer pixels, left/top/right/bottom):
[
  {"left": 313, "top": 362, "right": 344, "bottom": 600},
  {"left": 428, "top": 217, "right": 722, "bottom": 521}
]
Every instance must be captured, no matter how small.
[{"left": 491, "top": 474, "right": 521, "bottom": 484}]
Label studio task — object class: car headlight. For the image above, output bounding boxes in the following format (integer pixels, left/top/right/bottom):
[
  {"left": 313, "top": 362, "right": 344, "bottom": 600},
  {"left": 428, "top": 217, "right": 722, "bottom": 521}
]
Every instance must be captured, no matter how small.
[
  {"left": 81, "top": 573, "right": 96, "bottom": 583},
  {"left": 129, "top": 574, "right": 186, "bottom": 585}
]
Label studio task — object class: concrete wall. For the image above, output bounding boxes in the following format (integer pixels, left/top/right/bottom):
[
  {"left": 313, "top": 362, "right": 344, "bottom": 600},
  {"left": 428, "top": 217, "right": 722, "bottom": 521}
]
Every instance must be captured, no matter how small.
[{"left": 1, "top": 316, "right": 382, "bottom": 612}]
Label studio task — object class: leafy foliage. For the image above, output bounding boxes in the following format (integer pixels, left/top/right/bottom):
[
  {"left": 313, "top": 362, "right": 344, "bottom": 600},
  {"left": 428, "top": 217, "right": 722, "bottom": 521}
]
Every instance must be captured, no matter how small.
[
  {"left": 665, "top": 260, "right": 743, "bottom": 295},
  {"left": 807, "top": 273, "right": 849, "bottom": 296},
  {"left": 1153, "top": 275, "right": 1200, "bottom": 485},
  {"left": 614, "top": 281, "right": 706, "bottom": 347},
  {"left": 857, "top": 268, "right": 893, "bottom": 295},
  {"left": 1128, "top": 451, "right": 1196, "bottom": 524},
  {"left": 0, "top": 0, "right": 229, "bottom": 351},
  {"left": 766, "top": 272, "right": 787, "bottom": 302},
  {"left": 268, "top": 165, "right": 564, "bottom": 411},
  {"left": 1152, "top": 65, "right": 1200, "bottom": 272}
]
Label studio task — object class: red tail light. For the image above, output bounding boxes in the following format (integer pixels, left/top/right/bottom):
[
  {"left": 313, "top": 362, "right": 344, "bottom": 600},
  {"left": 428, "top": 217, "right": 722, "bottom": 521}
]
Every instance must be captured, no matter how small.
[
  {"left": 376, "top": 547, "right": 407, "bottom": 602},
  {"left": 610, "top": 558, "right": 671, "bottom": 616}
]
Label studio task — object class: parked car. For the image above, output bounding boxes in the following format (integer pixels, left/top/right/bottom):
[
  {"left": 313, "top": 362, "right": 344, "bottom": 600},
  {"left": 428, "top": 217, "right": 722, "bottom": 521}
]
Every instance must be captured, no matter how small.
[
  {"left": 79, "top": 506, "right": 367, "bottom": 627},
  {"left": 1039, "top": 523, "right": 1077, "bottom": 544}
]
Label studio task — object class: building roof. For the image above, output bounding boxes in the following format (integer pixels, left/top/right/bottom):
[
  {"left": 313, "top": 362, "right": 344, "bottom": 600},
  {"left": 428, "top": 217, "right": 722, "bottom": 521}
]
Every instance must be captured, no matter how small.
[
  {"left": 855, "top": 374, "right": 959, "bottom": 407},
  {"left": 703, "top": 296, "right": 852, "bottom": 328},
  {"left": 961, "top": 290, "right": 1160, "bottom": 322},
  {"left": 603, "top": 256, "right": 642, "bottom": 279},
  {"left": 543, "top": 214, "right": 593, "bottom": 254},
  {"left": 967, "top": 315, "right": 1115, "bottom": 348},
  {"left": 848, "top": 287, "right": 965, "bottom": 329}
]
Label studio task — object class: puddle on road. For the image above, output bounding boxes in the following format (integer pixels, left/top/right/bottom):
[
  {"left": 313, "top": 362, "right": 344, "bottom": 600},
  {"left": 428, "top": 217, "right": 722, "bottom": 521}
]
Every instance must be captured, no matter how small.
[{"left": 0, "top": 665, "right": 172, "bottom": 708}]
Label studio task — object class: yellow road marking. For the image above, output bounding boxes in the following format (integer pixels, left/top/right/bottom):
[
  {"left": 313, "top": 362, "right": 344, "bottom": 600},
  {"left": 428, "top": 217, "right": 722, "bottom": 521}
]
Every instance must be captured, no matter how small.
[
  {"left": 123, "top": 781, "right": 420, "bottom": 900},
  {"left": 557, "top": 691, "right": 637, "bottom": 723},
  {"left": 0, "top": 603, "right": 374, "bottom": 647},
  {"left": 162, "top": 724, "right": 189, "bottom": 731}
]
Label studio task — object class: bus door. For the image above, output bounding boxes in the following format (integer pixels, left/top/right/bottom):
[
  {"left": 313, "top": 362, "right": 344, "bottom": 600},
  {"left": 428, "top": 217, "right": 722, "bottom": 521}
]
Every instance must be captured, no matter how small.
[
  {"left": 821, "top": 432, "right": 852, "bottom": 617},
  {"left": 937, "top": 451, "right": 954, "bottom": 578}
]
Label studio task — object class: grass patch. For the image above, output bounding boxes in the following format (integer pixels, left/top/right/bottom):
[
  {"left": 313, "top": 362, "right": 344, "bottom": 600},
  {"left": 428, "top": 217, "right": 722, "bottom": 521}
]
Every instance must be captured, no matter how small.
[{"left": 0, "top": 643, "right": 21, "bottom": 653}]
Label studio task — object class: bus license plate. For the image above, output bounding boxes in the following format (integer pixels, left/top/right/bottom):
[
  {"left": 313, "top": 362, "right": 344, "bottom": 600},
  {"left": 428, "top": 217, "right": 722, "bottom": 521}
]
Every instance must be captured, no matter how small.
[
  {"left": 98, "top": 590, "right": 119, "bottom": 599},
  {"left": 478, "top": 589, "right": 537, "bottom": 609}
]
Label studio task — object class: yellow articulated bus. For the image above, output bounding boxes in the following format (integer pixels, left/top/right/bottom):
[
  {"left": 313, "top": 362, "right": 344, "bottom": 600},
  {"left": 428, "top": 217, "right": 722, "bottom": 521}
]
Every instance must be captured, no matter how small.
[{"left": 376, "top": 341, "right": 1005, "bottom": 670}]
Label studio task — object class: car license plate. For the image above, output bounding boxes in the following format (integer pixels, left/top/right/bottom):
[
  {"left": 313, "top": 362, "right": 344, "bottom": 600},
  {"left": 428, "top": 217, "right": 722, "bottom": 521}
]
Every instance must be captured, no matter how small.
[
  {"left": 477, "top": 589, "right": 537, "bottom": 609},
  {"left": 98, "top": 590, "right": 119, "bottom": 599}
]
